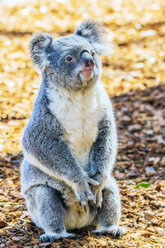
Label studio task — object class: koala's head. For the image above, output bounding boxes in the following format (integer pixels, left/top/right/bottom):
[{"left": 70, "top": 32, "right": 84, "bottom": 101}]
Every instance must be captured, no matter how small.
[{"left": 31, "top": 20, "right": 108, "bottom": 91}]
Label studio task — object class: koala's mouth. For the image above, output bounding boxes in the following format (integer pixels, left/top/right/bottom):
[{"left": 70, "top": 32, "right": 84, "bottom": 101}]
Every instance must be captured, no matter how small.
[{"left": 79, "top": 68, "right": 94, "bottom": 82}]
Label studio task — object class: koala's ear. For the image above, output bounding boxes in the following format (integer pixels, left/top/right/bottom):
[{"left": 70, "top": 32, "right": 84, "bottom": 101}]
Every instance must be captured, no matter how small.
[
  {"left": 75, "top": 20, "right": 109, "bottom": 55},
  {"left": 30, "top": 33, "right": 53, "bottom": 70}
]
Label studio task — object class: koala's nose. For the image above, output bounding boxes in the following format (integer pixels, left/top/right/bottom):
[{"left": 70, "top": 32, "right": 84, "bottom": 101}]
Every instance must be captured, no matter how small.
[{"left": 80, "top": 51, "right": 94, "bottom": 70}]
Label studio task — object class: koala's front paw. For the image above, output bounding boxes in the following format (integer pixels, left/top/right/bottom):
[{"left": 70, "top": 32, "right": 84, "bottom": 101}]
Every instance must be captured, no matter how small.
[
  {"left": 40, "top": 232, "right": 75, "bottom": 242},
  {"left": 75, "top": 178, "right": 99, "bottom": 207}
]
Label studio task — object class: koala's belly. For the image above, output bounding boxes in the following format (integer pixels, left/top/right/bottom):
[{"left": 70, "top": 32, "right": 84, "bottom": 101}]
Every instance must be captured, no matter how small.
[{"left": 64, "top": 202, "right": 97, "bottom": 230}]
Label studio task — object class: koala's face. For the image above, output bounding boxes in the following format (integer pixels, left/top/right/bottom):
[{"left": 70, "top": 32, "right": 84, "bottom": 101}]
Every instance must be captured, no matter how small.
[
  {"left": 31, "top": 21, "right": 108, "bottom": 91},
  {"left": 45, "top": 35, "right": 101, "bottom": 90}
]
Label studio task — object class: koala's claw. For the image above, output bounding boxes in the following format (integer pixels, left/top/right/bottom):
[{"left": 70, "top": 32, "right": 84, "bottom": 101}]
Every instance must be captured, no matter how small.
[{"left": 40, "top": 232, "right": 76, "bottom": 242}]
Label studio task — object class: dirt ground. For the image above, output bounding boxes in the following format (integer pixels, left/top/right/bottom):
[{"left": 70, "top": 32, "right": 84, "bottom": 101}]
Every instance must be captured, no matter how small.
[{"left": 0, "top": 0, "right": 165, "bottom": 247}]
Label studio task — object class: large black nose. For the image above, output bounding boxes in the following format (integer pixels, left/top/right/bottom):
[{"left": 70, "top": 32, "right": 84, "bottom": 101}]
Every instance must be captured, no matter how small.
[{"left": 80, "top": 50, "right": 94, "bottom": 69}]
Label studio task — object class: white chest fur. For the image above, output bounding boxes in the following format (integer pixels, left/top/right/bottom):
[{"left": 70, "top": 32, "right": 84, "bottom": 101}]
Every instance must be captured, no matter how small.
[{"left": 47, "top": 82, "right": 106, "bottom": 170}]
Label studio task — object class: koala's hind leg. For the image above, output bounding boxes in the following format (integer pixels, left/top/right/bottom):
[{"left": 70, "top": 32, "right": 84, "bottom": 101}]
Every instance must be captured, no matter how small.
[
  {"left": 92, "top": 176, "right": 126, "bottom": 237},
  {"left": 25, "top": 185, "right": 75, "bottom": 242}
]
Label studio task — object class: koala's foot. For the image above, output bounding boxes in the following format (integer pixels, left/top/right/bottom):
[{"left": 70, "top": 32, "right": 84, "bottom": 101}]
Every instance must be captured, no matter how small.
[
  {"left": 40, "top": 232, "right": 76, "bottom": 242},
  {"left": 91, "top": 225, "right": 126, "bottom": 237}
]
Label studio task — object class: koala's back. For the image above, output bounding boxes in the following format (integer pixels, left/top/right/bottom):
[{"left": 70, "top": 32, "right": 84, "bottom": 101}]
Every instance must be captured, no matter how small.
[{"left": 46, "top": 81, "right": 111, "bottom": 170}]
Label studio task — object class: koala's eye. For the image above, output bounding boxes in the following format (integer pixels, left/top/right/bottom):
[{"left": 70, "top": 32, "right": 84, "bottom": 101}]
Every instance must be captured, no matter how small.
[
  {"left": 65, "top": 55, "right": 74, "bottom": 63},
  {"left": 91, "top": 51, "right": 95, "bottom": 57}
]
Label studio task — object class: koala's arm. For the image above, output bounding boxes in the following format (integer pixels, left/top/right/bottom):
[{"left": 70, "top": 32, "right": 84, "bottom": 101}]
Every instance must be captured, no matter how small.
[
  {"left": 22, "top": 109, "right": 98, "bottom": 206},
  {"left": 88, "top": 112, "right": 117, "bottom": 185}
]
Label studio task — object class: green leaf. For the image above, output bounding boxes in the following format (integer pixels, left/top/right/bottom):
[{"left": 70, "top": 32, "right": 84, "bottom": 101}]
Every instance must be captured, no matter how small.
[{"left": 135, "top": 182, "right": 151, "bottom": 188}]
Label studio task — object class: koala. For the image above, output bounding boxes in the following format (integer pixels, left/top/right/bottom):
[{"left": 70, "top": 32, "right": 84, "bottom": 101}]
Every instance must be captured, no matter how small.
[{"left": 21, "top": 20, "right": 126, "bottom": 242}]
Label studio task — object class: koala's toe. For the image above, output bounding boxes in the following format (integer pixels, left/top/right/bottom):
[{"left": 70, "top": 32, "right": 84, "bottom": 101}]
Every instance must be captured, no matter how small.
[
  {"left": 86, "top": 190, "right": 94, "bottom": 202},
  {"left": 79, "top": 193, "right": 87, "bottom": 206},
  {"left": 39, "top": 233, "right": 60, "bottom": 242},
  {"left": 40, "top": 233, "right": 52, "bottom": 242},
  {"left": 108, "top": 225, "right": 126, "bottom": 237}
]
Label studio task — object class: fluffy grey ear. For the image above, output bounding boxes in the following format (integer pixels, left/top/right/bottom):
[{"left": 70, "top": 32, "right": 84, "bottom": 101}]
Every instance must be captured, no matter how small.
[
  {"left": 75, "top": 20, "right": 109, "bottom": 55},
  {"left": 30, "top": 33, "right": 53, "bottom": 70}
]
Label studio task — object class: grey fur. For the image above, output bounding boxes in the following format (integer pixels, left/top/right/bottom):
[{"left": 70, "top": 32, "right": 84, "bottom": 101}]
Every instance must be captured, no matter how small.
[
  {"left": 21, "top": 20, "right": 125, "bottom": 242},
  {"left": 30, "top": 33, "right": 53, "bottom": 69},
  {"left": 75, "top": 20, "right": 108, "bottom": 55}
]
